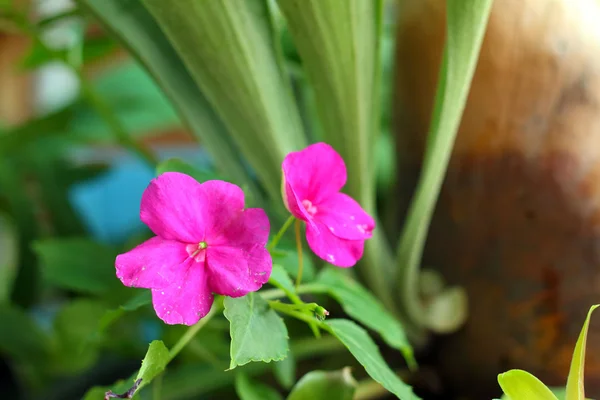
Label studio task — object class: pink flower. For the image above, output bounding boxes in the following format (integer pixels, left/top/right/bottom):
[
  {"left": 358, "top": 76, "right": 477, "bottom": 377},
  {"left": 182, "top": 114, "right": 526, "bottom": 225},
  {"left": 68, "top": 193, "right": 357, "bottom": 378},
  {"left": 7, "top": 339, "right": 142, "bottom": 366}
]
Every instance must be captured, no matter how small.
[
  {"left": 282, "top": 142, "right": 375, "bottom": 267},
  {"left": 115, "top": 172, "right": 272, "bottom": 325}
]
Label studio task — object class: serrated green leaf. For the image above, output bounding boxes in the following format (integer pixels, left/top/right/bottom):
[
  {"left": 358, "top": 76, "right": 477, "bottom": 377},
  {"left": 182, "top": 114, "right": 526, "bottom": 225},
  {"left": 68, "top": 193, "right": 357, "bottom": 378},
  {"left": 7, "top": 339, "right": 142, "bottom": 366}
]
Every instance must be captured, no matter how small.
[
  {"left": 0, "top": 213, "right": 18, "bottom": 304},
  {"left": 235, "top": 372, "right": 282, "bottom": 400},
  {"left": 0, "top": 306, "right": 50, "bottom": 361},
  {"left": 136, "top": 340, "right": 170, "bottom": 388},
  {"left": 498, "top": 370, "right": 558, "bottom": 400},
  {"left": 394, "top": 0, "right": 494, "bottom": 329},
  {"left": 33, "top": 238, "right": 120, "bottom": 294},
  {"left": 566, "top": 305, "right": 600, "bottom": 400},
  {"left": 314, "top": 268, "right": 414, "bottom": 368},
  {"left": 77, "top": 0, "right": 259, "bottom": 201},
  {"left": 156, "top": 158, "right": 221, "bottom": 184},
  {"left": 273, "top": 350, "right": 295, "bottom": 389},
  {"left": 224, "top": 293, "right": 289, "bottom": 369},
  {"left": 287, "top": 368, "right": 356, "bottom": 400},
  {"left": 326, "top": 319, "right": 418, "bottom": 399},
  {"left": 143, "top": 0, "right": 306, "bottom": 204}
]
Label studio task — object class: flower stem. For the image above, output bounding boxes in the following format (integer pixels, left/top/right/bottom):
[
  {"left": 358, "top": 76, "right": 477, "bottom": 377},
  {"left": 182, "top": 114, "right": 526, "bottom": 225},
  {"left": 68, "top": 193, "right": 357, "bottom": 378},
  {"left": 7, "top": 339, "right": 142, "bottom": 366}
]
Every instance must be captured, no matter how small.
[
  {"left": 167, "top": 303, "right": 220, "bottom": 362},
  {"left": 268, "top": 300, "right": 325, "bottom": 330},
  {"left": 268, "top": 214, "right": 295, "bottom": 251},
  {"left": 294, "top": 219, "right": 304, "bottom": 288}
]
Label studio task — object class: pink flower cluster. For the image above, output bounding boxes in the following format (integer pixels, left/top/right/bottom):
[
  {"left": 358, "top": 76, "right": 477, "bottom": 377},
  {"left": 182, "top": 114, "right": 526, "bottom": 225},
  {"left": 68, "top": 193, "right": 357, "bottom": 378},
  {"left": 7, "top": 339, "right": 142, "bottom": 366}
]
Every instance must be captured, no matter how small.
[{"left": 115, "top": 143, "right": 374, "bottom": 325}]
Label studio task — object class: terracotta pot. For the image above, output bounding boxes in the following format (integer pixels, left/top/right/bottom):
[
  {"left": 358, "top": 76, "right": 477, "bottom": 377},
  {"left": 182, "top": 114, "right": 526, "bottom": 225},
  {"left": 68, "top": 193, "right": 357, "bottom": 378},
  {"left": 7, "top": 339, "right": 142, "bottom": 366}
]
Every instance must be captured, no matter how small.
[{"left": 393, "top": 0, "right": 600, "bottom": 397}]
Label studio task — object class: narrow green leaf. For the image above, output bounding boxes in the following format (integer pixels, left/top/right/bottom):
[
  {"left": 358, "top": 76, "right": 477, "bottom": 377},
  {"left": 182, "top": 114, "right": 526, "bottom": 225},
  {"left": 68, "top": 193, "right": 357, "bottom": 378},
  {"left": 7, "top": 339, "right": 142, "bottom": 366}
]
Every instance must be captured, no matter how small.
[
  {"left": 143, "top": 0, "right": 307, "bottom": 203},
  {"left": 326, "top": 319, "right": 418, "bottom": 399},
  {"left": 156, "top": 158, "right": 221, "bottom": 184},
  {"left": 273, "top": 350, "right": 296, "bottom": 389},
  {"left": 287, "top": 368, "right": 356, "bottom": 400},
  {"left": 224, "top": 293, "right": 289, "bottom": 369},
  {"left": 269, "top": 264, "right": 297, "bottom": 299},
  {"left": 235, "top": 372, "right": 283, "bottom": 400},
  {"left": 136, "top": 340, "right": 170, "bottom": 387},
  {"left": 77, "top": 0, "right": 259, "bottom": 200},
  {"left": 314, "top": 268, "right": 414, "bottom": 368},
  {"left": 0, "top": 213, "right": 18, "bottom": 304},
  {"left": 566, "top": 305, "right": 600, "bottom": 400},
  {"left": 498, "top": 370, "right": 558, "bottom": 400},
  {"left": 33, "top": 238, "right": 120, "bottom": 294},
  {"left": 395, "top": 0, "right": 494, "bottom": 331},
  {"left": 0, "top": 306, "right": 50, "bottom": 361}
]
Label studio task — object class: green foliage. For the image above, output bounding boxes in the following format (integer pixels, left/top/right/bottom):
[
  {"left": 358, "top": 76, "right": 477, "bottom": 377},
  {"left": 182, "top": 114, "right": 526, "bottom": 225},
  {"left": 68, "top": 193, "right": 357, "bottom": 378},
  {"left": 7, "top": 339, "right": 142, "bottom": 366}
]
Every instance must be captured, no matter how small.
[
  {"left": 498, "top": 370, "right": 558, "bottom": 400},
  {"left": 566, "top": 305, "right": 599, "bottom": 400},
  {"left": 0, "top": 306, "right": 50, "bottom": 362},
  {"left": 326, "top": 319, "right": 419, "bottom": 400},
  {"left": 235, "top": 372, "right": 283, "bottom": 400},
  {"left": 156, "top": 158, "right": 221, "bottom": 184},
  {"left": 136, "top": 340, "right": 170, "bottom": 386},
  {"left": 287, "top": 368, "right": 356, "bottom": 400},
  {"left": 33, "top": 238, "right": 120, "bottom": 295},
  {"left": 0, "top": 213, "right": 18, "bottom": 304},
  {"left": 224, "top": 293, "right": 289, "bottom": 369},
  {"left": 273, "top": 350, "right": 296, "bottom": 389}
]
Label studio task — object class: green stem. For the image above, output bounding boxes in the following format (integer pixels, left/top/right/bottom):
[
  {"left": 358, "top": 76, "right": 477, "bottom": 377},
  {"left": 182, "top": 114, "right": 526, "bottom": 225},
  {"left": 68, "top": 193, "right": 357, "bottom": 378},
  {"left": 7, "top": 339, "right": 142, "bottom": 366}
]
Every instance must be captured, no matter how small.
[
  {"left": 152, "top": 373, "right": 163, "bottom": 400},
  {"left": 268, "top": 214, "right": 295, "bottom": 252},
  {"left": 268, "top": 300, "right": 328, "bottom": 332},
  {"left": 168, "top": 304, "right": 220, "bottom": 362},
  {"left": 294, "top": 219, "right": 304, "bottom": 288}
]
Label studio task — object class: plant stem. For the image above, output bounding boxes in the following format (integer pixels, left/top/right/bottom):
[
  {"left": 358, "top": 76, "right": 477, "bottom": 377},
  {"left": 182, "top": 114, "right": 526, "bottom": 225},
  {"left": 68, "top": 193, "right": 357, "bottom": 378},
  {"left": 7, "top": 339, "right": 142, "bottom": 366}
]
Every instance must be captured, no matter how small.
[
  {"left": 268, "top": 214, "right": 295, "bottom": 252},
  {"left": 152, "top": 373, "right": 163, "bottom": 400},
  {"left": 168, "top": 304, "right": 220, "bottom": 362},
  {"left": 268, "top": 300, "right": 326, "bottom": 330},
  {"left": 294, "top": 219, "right": 304, "bottom": 288}
]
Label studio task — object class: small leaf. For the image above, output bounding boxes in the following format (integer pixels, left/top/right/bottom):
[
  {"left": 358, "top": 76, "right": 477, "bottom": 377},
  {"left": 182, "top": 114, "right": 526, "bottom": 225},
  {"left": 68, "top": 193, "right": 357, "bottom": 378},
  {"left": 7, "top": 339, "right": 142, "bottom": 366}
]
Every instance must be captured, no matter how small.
[
  {"left": 273, "top": 350, "right": 295, "bottom": 389},
  {"left": 0, "top": 306, "right": 50, "bottom": 361},
  {"left": 33, "top": 238, "right": 120, "bottom": 294},
  {"left": 287, "top": 367, "right": 356, "bottom": 400},
  {"left": 498, "top": 369, "right": 558, "bottom": 400},
  {"left": 315, "top": 268, "right": 415, "bottom": 367},
  {"left": 224, "top": 293, "right": 289, "bottom": 369},
  {"left": 0, "top": 212, "right": 18, "bottom": 304},
  {"left": 269, "top": 264, "right": 298, "bottom": 300},
  {"left": 566, "top": 305, "right": 600, "bottom": 400},
  {"left": 326, "top": 319, "right": 418, "bottom": 399},
  {"left": 235, "top": 372, "right": 282, "bottom": 400},
  {"left": 136, "top": 340, "right": 170, "bottom": 388},
  {"left": 156, "top": 158, "right": 221, "bottom": 184}
]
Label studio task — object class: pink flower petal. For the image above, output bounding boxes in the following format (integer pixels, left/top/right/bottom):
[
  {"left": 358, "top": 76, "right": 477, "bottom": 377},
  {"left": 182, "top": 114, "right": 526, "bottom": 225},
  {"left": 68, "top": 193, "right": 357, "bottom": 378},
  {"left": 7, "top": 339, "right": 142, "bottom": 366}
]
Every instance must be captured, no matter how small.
[
  {"left": 141, "top": 174, "right": 245, "bottom": 243},
  {"left": 315, "top": 193, "right": 375, "bottom": 240},
  {"left": 206, "top": 245, "right": 272, "bottom": 297},
  {"left": 282, "top": 143, "right": 346, "bottom": 205},
  {"left": 115, "top": 236, "right": 188, "bottom": 289},
  {"left": 210, "top": 208, "right": 270, "bottom": 248},
  {"left": 305, "top": 221, "right": 365, "bottom": 267},
  {"left": 151, "top": 259, "right": 214, "bottom": 325}
]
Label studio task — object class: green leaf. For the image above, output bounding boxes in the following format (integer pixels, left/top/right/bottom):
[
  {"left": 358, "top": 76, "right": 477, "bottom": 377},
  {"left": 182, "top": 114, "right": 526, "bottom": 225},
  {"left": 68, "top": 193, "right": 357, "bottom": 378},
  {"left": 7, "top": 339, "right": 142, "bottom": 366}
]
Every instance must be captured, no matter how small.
[
  {"left": 395, "top": 0, "right": 494, "bottom": 331},
  {"left": 314, "top": 268, "right": 415, "bottom": 368},
  {"left": 273, "top": 350, "right": 295, "bottom": 389},
  {"left": 136, "top": 340, "right": 170, "bottom": 386},
  {"left": 326, "top": 319, "right": 418, "bottom": 399},
  {"left": 156, "top": 158, "right": 221, "bottom": 183},
  {"left": 33, "top": 238, "right": 120, "bottom": 295},
  {"left": 142, "top": 0, "right": 307, "bottom": 203},
  {"left": 269, "top": 264, "right": 297, "bottom": 299},
  {"left": 76, "top": 0, "right": 260, "bottom": 201},
  {"left": 97, "top": 290, "right": 151, "bottom": 334},
  {"left": 566, "top": 305, "right": 600, "bottom": 400},
  {"left": 51, "top": 299, "right": 106, "bottom": 374},
  {"left": 0, "top": 213, "right": 18, "bottom": 304},
  {"left": 287, "top": 368, "right": 356, "bottom": 400},
  {"left": 235, "top": 372, "right": 283, "bottom": 400},
  {"left": 224, "top": 293, "right": 289, "bottom": 369},
  {"left": 0, "top": 306, "right": 50, "bottom": 361},
  {"left": 498, "top": 370, "right": 558, "bottom": 400},
  {"left": 271, "top": 247, "right": 315, "bottom": 282}
]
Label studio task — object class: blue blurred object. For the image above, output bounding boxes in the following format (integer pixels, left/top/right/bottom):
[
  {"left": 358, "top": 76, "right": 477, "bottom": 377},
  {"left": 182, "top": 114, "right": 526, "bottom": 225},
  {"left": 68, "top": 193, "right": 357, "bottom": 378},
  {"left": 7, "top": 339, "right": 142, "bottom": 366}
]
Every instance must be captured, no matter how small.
[{"left": 69, "top": 146, "right": 213, "bottom": 245}]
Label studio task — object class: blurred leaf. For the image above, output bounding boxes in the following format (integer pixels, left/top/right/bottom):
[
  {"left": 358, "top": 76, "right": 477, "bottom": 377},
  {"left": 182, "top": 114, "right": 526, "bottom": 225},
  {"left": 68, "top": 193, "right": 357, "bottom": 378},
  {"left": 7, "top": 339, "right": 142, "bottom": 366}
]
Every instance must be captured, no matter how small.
[
  {"left": 326, "top": 319, "right": 418, "bottom": 399},
  {"left": 394, "top": 0, "right": 494, "bottom": 330},
  {"left": 0, "top": 306, "right": 49, "bottom": 361},
  {"left": 566, "top": 305, "right": 600, "bottom": 400},
  {"left": 498, "top": 370, "right": 558, "bottom": 400},
  {"left": 136, "top": 340, "right": 170, "bottom": 387},
  {"left": 313, "top": 268, "right": 415, "bottom": 368},
  {"left": 273, "top": 350, "right": 295, "bottom": 389},
  {"left": 224, "top": 293, "right": 289, "bottom": 369},
  {"left": 0, "top": 212, "right": 18, "bottom": 304},
  {"left": 97, "top": 290, "right": 151, "bottom": 334},
  {"left": 33, "top": 238, "right": 120, "bottom": 294},
  {"left": 235, "top": 372, "right": 282, "bottom": 400},
  {"left": 271, "top": 247, "right": 315, "bottom": 282},
  {"left": 143, "top": 0, "right": 306, "bottom": 203},
  {"left": 287, "top": 368, "right": 356, "bottom": 400},
  {"left": 269, "top": 264, "right": 297, "bottom": 299},
  {"left": 422, "top": 286, "right": 468, "bottom": 334},
  {"left": 156, "top": 158, "right": 221, "bottom": 184},
  {"left": 77, "top": 0, "right": 260, "bottom": 202},
  {"left": 51, "top": 299, "right": 106, "bottom": 374}
]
